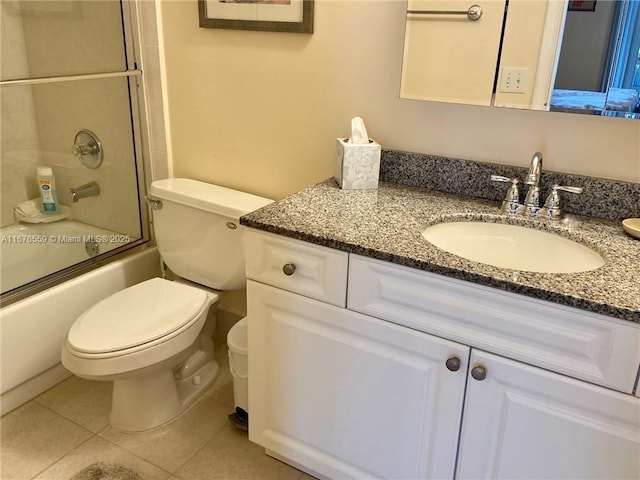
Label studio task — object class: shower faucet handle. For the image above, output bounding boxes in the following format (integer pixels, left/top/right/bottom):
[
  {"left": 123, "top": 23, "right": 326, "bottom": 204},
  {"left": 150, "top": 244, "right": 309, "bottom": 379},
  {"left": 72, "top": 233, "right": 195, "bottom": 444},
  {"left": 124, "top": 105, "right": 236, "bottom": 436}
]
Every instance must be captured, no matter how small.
[
  {"left": 73, "top": 129, "right": 103, "bottom": 169},
  {"left": 73, "top": 143, "right": 98, "bottom": 157}
]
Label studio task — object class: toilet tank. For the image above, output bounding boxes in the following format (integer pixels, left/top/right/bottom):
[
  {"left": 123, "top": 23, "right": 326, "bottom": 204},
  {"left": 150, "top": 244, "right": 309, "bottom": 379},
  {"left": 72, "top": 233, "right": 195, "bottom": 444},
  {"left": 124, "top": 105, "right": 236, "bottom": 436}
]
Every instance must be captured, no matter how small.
[{"left": 148, "top": 178, "right": 273, "bottom": 290}]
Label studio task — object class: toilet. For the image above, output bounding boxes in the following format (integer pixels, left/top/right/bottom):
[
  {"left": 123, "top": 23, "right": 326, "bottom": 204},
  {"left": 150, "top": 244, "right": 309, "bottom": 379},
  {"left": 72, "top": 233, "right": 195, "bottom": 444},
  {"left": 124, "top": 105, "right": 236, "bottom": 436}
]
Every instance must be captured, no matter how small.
[{"left": 61, "top": 178, "right": 272, "bottom": 432}]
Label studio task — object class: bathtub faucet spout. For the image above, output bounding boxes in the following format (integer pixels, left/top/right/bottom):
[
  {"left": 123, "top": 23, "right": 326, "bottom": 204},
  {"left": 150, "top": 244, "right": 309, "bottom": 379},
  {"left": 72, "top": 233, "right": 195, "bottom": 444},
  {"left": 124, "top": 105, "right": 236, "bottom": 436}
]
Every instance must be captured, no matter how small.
[{"left": 69, "top": 181, "right": 100, "bottom": 203}]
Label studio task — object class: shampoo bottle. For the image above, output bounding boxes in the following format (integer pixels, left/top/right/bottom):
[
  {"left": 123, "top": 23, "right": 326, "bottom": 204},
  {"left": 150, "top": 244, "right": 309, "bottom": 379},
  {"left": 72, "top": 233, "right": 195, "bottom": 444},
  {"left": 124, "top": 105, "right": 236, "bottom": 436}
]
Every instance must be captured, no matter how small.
[{"left": 37, "top": 166, "right": 59, "bottom": 214}]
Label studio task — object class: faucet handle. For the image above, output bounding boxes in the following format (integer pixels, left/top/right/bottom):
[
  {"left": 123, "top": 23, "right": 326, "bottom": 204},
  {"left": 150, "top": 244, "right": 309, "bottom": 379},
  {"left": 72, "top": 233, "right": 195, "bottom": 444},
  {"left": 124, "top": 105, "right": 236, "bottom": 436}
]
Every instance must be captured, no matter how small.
[
  {"left": 554, "top": 185, "right": 583, "bottom": 195},
  {"left": 491, "top": 174, "right": 514, "bottom": 183},
  {"left": 491, "top": 175, "right": 520, "bottom": 214},
  {"left": 541, "top": 184, "right": 583, "bottom": 220}
]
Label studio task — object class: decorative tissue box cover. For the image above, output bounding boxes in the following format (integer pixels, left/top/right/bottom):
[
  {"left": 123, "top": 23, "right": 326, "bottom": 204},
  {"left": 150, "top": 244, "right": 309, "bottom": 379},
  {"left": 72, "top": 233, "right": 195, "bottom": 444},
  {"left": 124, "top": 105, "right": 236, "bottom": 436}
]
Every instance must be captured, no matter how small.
[{"left": 334, "top": 138, "right": 381, "bottom": 189}]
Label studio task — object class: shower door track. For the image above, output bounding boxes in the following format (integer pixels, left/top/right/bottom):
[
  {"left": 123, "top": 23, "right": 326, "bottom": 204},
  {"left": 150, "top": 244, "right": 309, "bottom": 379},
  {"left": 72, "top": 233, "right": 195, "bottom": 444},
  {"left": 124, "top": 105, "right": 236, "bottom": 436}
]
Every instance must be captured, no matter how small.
[{"left": 0, "top": 70, "right": 141, "bottom": 88}]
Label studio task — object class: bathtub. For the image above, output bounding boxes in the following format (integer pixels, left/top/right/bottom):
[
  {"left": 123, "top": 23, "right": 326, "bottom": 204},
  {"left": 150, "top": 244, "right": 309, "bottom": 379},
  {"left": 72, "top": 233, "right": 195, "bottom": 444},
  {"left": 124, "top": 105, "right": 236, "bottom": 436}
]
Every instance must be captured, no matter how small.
[
  {"left": 1, "top": 220, "right": 137, "bottom": 294},
  {"left": 0, "top": 238, "right": 160, "bottom": 414}
]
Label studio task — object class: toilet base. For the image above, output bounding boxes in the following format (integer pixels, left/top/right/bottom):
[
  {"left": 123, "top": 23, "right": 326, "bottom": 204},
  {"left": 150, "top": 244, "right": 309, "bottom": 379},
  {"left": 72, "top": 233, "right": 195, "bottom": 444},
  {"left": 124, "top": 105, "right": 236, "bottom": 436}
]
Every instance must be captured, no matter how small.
[{"left": 110, "top": 359, "right": 220, "bottom": 432}]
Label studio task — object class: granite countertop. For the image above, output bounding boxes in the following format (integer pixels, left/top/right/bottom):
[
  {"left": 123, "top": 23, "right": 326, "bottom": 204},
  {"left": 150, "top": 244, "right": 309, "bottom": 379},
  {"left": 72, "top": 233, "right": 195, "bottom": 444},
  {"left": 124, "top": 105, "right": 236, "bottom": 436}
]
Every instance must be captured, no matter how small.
[{"left": 241, "top": 179, "right": 640, "bottom": 323}]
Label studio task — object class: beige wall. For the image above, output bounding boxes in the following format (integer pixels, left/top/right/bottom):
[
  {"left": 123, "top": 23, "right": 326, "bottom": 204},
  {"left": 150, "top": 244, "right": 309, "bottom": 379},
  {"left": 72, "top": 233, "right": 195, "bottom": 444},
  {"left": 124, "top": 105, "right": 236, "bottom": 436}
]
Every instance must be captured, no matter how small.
[{"left": 159, "top": 0, "right": 640, "bottom": 202}]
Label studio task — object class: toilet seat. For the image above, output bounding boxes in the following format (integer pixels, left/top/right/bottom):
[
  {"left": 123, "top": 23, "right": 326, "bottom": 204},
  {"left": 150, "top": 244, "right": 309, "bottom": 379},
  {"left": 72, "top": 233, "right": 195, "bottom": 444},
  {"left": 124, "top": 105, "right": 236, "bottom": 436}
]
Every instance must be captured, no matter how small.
[{"left": 67, "top": 278, "right": 209, "bottom": 357}]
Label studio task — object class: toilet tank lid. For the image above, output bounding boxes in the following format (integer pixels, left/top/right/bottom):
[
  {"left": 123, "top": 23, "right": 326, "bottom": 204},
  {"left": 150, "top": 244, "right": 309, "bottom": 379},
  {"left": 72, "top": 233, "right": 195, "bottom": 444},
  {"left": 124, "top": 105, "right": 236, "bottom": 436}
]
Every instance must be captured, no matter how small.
[{"left": 150, "top": 178, "right": 273, "bottom": 219}]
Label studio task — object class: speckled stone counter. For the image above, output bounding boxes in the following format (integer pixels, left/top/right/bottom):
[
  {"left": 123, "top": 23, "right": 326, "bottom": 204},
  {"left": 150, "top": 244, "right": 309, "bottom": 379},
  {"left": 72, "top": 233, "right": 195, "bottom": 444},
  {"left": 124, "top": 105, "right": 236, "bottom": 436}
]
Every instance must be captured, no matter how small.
[{"left": 240, "top": 155, "right": 640, "bottom": 323}]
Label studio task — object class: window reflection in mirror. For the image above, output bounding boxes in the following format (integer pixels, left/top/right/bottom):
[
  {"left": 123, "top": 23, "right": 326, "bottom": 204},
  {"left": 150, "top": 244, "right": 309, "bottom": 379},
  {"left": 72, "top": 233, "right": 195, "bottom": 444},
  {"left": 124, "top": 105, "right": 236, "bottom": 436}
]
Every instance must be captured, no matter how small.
[{"left": 551, "top": 0, "right": 640, "bottom": 118}]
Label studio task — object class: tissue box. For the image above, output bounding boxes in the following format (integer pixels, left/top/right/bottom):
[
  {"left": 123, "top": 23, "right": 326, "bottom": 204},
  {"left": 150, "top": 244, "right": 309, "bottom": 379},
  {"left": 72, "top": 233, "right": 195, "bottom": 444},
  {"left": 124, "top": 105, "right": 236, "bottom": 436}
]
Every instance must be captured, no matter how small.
[{"left": 334, "top": 138, "right": 381, "bottom": 189}]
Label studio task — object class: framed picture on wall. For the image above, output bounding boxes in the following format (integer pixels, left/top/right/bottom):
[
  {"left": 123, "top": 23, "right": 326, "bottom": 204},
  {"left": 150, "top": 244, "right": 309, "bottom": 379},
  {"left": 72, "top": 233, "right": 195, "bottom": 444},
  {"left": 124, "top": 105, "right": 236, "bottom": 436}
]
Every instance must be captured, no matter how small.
[
  {"left": 568, "top": 1, "right": 596, "bottom": 11},
  {"left": 198, "top": 0, "right": 313, "bottom": 33}
]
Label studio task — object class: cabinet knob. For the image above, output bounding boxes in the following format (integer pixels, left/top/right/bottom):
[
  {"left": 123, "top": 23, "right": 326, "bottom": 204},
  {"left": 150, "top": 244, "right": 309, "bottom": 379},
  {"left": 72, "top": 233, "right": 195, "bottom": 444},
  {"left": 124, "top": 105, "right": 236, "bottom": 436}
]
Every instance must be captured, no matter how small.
[
  {"left": 471, "top": 365, "right": 487, "bottom": 381},
  {"left": 282, "top": 263, "right": 296, "bottom": 276},
  {"left": 445, "top": 356, "right": 461, "bottom": 372}
]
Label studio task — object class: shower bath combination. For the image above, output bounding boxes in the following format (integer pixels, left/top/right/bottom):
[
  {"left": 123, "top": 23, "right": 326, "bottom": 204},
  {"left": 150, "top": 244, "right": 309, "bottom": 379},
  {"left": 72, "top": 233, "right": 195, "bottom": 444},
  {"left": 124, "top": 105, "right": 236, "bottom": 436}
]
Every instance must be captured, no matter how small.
[
  {"left": 0, "top": 0, "right": 162, "bottom": 414},
  {"left": 0, "top": 0, "right": 148, "bottom": 300}
]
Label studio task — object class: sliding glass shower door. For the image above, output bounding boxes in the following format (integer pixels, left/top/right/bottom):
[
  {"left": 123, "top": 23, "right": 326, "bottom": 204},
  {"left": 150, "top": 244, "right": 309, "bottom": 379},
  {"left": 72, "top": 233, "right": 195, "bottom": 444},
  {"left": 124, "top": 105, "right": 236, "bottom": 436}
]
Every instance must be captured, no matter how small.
[{"left": 0, "top": 0, "right": 149, "bottom": 301}]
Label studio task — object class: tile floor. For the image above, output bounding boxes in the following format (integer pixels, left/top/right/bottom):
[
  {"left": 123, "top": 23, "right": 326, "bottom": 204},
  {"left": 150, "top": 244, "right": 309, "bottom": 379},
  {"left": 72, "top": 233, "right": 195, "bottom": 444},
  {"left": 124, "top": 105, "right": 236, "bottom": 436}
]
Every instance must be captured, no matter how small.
[{"left": 0, "top": 340, "right": 316, "bottom": 480}]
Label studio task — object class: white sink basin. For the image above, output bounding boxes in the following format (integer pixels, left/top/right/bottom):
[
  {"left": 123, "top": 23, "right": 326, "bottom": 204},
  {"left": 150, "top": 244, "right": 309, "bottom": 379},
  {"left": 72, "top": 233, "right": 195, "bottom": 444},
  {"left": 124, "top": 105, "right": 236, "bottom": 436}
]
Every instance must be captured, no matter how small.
[{"left": 421, "top": 221, "right": 604, "bottom": 273}]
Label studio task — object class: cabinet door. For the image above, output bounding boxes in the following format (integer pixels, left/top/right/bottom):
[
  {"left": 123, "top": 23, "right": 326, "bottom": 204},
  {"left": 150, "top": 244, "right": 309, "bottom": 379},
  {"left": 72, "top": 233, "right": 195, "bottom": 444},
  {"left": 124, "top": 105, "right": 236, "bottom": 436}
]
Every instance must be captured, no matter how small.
[
  {"left": 457, "top": 350, "right": 640, "bottom": 479},
  {"left": 247, "top": 280, "right": 470, "bottom": 480},
  {"left": 401, "top": 0, "right": 506, "bottom": 105}
]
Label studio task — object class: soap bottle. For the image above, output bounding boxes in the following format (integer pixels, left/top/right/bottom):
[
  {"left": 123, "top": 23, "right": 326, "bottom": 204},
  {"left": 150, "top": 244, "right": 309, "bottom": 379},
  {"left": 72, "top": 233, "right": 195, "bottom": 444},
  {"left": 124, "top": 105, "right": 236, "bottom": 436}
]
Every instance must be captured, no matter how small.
[{"left": 37, "top": 166, "right": 59, "bottom": 214}]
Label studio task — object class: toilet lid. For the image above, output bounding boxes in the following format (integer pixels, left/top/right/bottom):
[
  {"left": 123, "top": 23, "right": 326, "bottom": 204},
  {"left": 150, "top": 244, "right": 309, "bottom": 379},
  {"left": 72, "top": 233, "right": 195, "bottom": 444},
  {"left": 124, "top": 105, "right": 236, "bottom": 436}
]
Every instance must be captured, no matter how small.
[{"left": 67, "top": 278, "right": 209, "bottom": 354}]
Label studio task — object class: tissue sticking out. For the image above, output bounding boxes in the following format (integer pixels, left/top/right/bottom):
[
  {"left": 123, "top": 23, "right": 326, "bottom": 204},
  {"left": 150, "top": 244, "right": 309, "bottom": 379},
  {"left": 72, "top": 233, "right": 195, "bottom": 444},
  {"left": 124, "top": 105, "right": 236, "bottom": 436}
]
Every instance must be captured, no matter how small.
[
  {"left": 349, "top": 117, "right": 369, "bottom": 145},
  {"left": 335, "top": 117, "right": 381, "bottom": 190}
]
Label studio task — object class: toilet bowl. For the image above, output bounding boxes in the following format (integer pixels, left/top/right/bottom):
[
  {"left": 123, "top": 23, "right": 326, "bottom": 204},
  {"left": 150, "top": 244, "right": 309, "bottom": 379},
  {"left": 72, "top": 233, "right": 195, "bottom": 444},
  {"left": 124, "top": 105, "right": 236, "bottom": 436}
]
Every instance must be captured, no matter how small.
[
  {"left": 62, "top": 277, "right": 220, "bottom": 431},
  {"left": 61, "top": 179, "right": 272, "bottom": 432}
]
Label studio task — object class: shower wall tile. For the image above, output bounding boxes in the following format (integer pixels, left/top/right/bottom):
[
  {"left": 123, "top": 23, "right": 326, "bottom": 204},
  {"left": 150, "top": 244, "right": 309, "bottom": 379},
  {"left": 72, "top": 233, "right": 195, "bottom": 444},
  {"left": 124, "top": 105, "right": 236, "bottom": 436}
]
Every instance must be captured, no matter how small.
[
  {"left": 0, "top": 150, "right": 41, "bottom": 227},
  {"left": 0, "top": 1, "right": 30, "bottom": 80},
  {"left": 137, "top": 0, "right": 169, "bottom": 181},
  {"left": 0, "top": 47, "right": 41, "bottom": 226},
  {"left": 30, "top": 77, "right": 142, "bottom": 238},
  {"left": 149, "top": 100, "right": 168, "bottom": 155},
  {"left": 151, "top": 150, "right": 170, "bottom": 181},
  {"left": 138, "top": 0, "right": 159, "bottom": 48},
  {"left": 10, "top": 1, "right": 126, "bottom": 80},
  {"left": 144, "top": 45, "right": 163, "bottom": 104}
]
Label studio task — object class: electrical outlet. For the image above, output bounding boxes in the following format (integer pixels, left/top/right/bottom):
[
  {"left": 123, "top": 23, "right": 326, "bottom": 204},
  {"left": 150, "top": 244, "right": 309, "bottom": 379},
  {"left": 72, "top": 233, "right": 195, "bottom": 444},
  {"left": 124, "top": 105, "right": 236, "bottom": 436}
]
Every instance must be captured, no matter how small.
[{"left": 500, "top": 67, "right": 528, "bottom": 94}]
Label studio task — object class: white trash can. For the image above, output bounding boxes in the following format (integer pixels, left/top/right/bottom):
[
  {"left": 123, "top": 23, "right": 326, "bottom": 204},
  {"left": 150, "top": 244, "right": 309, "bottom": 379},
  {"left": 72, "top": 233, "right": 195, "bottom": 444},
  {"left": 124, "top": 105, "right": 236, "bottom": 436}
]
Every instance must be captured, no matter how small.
[{"left": 227, "top": 317, "right": 248, "bottom": 426}]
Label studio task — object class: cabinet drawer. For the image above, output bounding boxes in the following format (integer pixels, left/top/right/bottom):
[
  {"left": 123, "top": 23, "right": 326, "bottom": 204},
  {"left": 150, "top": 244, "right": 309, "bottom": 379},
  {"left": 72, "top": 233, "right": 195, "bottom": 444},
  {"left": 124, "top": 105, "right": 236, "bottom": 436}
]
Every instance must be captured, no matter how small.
[
  {"left": 348, "top": 255, "right": 640, "bottom": 393},
  {"left": 244, "top": 229, "right": 348, "bottom": 307}
]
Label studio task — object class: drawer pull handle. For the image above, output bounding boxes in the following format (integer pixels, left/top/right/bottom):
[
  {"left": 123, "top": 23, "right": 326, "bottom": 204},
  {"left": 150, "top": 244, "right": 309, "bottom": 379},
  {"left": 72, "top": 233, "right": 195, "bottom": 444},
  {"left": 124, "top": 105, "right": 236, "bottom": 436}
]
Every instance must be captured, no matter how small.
[
  {"left": 282, "top": 263, "right": 296, "bottom": 276},
  {"left": 471, "top": 365, "right": 487, "bottom": 381},
  {"left": 445, "top": 356, "right": 461, "bottom": 372}
]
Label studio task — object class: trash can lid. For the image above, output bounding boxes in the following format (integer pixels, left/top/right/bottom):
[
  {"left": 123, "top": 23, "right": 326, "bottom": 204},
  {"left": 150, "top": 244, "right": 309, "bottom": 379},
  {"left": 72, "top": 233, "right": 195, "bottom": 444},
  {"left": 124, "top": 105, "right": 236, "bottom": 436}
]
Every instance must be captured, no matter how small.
[{"left": 227, "top": 317, "right": 248, "bottom": 354}]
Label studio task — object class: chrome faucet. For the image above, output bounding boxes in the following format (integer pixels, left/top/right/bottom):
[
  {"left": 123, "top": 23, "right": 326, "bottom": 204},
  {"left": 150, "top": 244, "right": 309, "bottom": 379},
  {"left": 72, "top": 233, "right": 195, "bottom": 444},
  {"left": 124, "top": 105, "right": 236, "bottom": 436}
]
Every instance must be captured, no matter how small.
[
  {"left": 523, "top": 152, "right": 543, "bottom": 216},
  {"left": 491, "top": 151, "right": 583, "bottom": 221},
  {"left": 69, "top": 181, "right": 100, "bottom": 203}
]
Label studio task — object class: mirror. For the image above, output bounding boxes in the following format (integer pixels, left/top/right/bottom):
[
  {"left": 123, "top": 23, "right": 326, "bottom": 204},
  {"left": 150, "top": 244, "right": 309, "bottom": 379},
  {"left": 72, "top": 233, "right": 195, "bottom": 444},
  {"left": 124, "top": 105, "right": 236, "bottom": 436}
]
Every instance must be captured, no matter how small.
[{"left": 400, "top": 0, "right": 640, "bottom": 120}]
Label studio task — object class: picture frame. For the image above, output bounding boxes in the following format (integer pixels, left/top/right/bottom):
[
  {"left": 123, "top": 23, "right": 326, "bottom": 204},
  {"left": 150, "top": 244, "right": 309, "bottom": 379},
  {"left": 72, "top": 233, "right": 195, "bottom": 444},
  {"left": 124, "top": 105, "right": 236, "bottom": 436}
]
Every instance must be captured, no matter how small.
[
  {"left": 198, "top": 0, "right": 313, "bottom": 33},
  {"left": 568, "top": 1, "right": 596, "bottom": 12}
]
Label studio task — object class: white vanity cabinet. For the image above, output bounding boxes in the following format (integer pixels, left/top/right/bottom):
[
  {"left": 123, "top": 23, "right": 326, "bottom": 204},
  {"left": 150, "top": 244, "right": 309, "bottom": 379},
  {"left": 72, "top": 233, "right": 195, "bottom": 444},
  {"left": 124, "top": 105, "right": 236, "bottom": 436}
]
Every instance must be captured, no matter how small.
[
  {"left": 246, "top": 230, "right": 469, "bottom": 479},
  {"left": 245, "top": 229, "right": 640, "bottom": 479}
]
